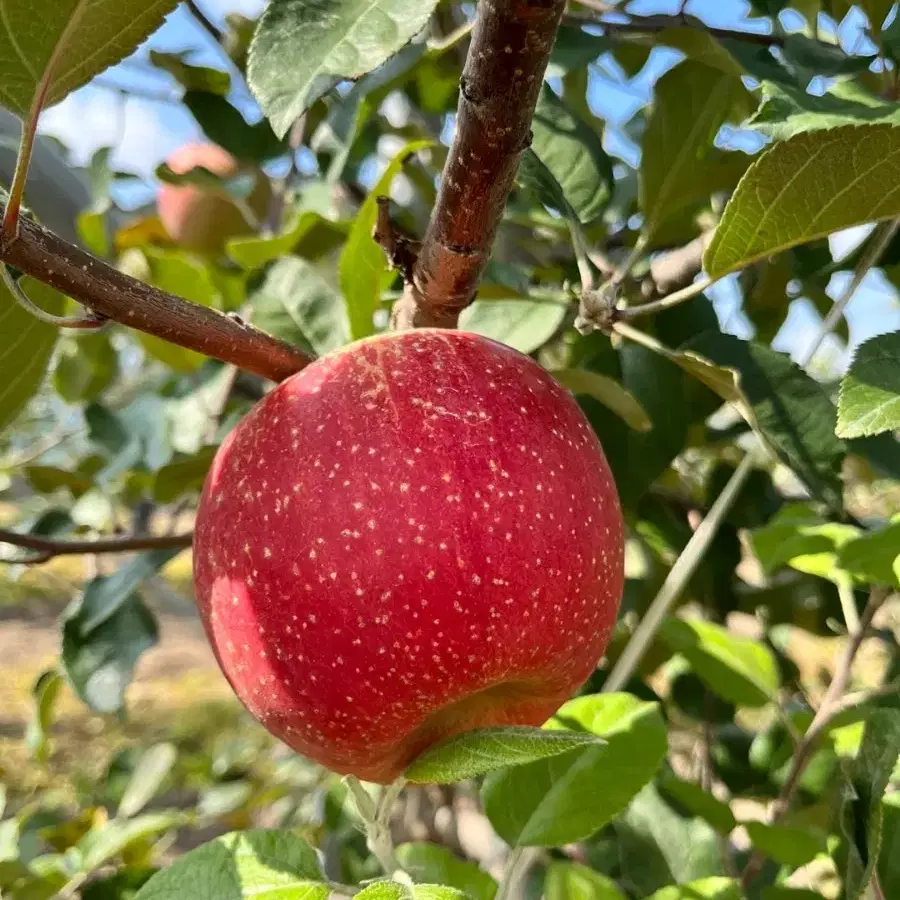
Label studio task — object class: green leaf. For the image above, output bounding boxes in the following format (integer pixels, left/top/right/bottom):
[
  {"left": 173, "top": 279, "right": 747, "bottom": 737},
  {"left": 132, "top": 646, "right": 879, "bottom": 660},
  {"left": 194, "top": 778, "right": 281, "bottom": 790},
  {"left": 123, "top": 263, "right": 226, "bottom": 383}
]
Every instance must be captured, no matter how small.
[
  {"left": 149, "top": 50, "right": 230, "bottom": 94},
  {"left": 153, "top": 447, "right": 217, "bottom": 504},
  {"left": 251, "top": 257, "right": 349, "bottom": 357},
  {"left": 482, "top": 694, "right": 667, "bottom": 847},
  {"left": 516, "top": 147, "right": 583, "bottom": 226},
  {"left": 551, "top": 369, "right": 652, "bottom": 432},
  {"left": 686, "top": 333, "right": 846, "bottom": 511},
  {"left": 658, "top": 773, "right": 737, "bottom": 834},
  {"left": 837, "top": 332, "right": 900, "bottom": 439},
  {"left": 78, "top": 549, "right": 183, "bottom": 633},
  {"left": 530, "top": 85, "right": 613, "bottom": 224},
  {"left": 405, "top": 726, "right": 606, "bottom": 784},
  {"left": 544, "top": 862, "right": 625, "bottom": 900},
  {"left": 228, "top": 211, "right": 347, "bottom": 269},
  {"left": 25, "top": 669, "right": 63, "bottom": 763},
  {"left": 745, "top": 821, "right": 827, "bottom": 867},
  {"left": 659, "top": 618, "right": 780, "bottom": 707},
  {"left": 780, "top": 34, "right": 874, "bottom": 78},
  {"left": 61, "top": 591, "right": 158, "bottom": 715},
  {"left": 0, "top": 0, "right": 177, "bottom": 118},
  {"left": 26, "top": 465, "right": 93, "bottom": 498},
  {"left": 839, "top": 709, "right": 900, "bottom": 900},
  {"left": 705, "top": 124, "right": 900, "bottom": 278},
  {"left": 248, "top": 0, "right": 440, "bottom": 138},
  {"left": 134, "top": 830, "right": 328, "bottom": 900},
  {"left": 879, "top": 794, "right": 900, "bottom": 900},
  {"left": 356, "top": 886, "right": 468, "bottom": 900},
  {"left": 750, "top": 503, "right": 861, "bottom": 579},
  {"left": 117, "top": 743, "right": 177, "bottom": 818},
  {"left": 53, "top": 332, "right": 119, "bottom": 403},
  {"left": 459, "top": 298, "right": 567, "bottom": 355},
  {"left": 643, "top": 878, "right": 740, "bottom": 900},
  {"left": 339, "top": 140, "right": 432, "bottom": 339},
  {"left": 78, "top": 812, "right": 183, "bottom": 873},
  {"left": 747, "top": 80, "right": 900, "bottom": 142},
  {"left": 837, "top": 519, "right": 900, "bottom": 587},
  {"left": 613, "top": 783, "right": 726, "bottom": 894},
  {"left": 640, "top": 61, "right": 750, "bottom": 242},
  {"left": 395, "top": 844, "right": 496, "bottom": 900},
  {"left": 184, "top": 91, "right": 288, "bottom": 164},
  {"left": 0, "top": 277, "right": 64, "bottom": 435}
]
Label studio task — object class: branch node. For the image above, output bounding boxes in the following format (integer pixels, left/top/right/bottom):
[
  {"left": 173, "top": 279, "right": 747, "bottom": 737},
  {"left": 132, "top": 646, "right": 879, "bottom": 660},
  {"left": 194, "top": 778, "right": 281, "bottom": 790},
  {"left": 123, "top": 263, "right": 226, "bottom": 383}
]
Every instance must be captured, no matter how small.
[
  {"left": 373, "top": 197, "right": 420, "bottom": 280},
  {"left": 574, "top": 281, "right": 620, "bottom": 334}
]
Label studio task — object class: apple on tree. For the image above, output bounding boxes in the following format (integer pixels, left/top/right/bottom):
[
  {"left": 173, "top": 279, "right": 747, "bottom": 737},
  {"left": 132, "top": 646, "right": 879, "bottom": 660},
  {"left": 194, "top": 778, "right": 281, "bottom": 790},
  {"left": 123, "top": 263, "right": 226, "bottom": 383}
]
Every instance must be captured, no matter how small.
[
  {"left": 157, "top": 142, "right": 271, "bottom": 255},
  {"left": 193, "top": 330, "right": 624, "bottom": 783}
]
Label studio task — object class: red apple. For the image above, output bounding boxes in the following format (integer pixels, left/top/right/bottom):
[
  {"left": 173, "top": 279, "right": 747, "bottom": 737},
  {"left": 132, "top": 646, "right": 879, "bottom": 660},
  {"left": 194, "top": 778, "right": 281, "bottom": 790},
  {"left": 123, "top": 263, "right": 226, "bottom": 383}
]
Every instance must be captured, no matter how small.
[
  {"left": 157, "top": 142, "right": 270, "bottom": 255},
  {"left": 193, "top": 330, "right": 624, "bottom": 783}
]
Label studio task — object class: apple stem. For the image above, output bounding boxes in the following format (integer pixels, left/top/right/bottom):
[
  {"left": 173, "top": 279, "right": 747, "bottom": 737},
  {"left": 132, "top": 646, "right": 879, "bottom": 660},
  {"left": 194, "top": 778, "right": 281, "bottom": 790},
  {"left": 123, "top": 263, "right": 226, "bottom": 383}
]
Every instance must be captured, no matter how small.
[{"left": 345, "top": 776, "right": 407, "bottom": 878}]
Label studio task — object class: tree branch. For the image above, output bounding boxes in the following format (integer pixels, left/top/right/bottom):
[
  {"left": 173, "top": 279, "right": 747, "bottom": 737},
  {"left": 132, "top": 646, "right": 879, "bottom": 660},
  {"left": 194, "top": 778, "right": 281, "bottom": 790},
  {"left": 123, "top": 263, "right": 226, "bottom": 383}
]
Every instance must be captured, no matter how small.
[
  {"left": 739, "top": 587, "right": 892, "bottom": 889},
  {"left": 640, "top": 232, "right": 712, "bottom": 299},
  {"left": 185, "top": 0, "right": 222, "bottom": 43},
  {"left": 392, "top": 0, "right": 568, "bottom": 329},
  {"left": 0, "top": 528, "right": 193, "bottom": 564},
  {"left": 0, "top": 204, "right": 312, "bottom": 382},
  {"left": 569, "top": 11, "right": 782, "bottom": 48}
]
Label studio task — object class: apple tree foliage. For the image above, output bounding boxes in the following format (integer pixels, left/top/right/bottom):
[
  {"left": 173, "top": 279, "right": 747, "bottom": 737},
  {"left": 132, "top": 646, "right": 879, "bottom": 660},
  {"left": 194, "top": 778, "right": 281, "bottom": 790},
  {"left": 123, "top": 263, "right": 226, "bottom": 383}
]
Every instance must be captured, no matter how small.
[{"left": 0, "top": 1, "right": 899, "bottom": 899}]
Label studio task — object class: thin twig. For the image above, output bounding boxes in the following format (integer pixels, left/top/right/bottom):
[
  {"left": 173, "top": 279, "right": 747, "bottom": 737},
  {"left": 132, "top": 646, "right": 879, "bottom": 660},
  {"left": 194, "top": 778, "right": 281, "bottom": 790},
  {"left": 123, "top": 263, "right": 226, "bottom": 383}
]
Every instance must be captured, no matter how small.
[
  {"left": 1, "top": 264, "right": 108, "bottom": 329},
  {"left": 602, "top": 450, "right": 759, "bottom": 693},
  {"left": 568, "top": 11, "right": 783, "bottom": 48},
  {"left": 739, "top": 588, "right": 891, "bottom": 889},
  {"left": 799, "top": 218, "right": 900, "bottom": 368},
  {"left": 0, "top": 202, "right": 312, "bottom": 382},
  {"left": 391, "top": 0, "right": 568, "bottom": 329},
  {"left": 617, "top": 276, "right": 714, "bottom": 322},
  {"left": 185, "top": 0, "right": 222, "bottom": 42},
  {"left": 0, "top": 528, "right": 193, "bottom": 564}
]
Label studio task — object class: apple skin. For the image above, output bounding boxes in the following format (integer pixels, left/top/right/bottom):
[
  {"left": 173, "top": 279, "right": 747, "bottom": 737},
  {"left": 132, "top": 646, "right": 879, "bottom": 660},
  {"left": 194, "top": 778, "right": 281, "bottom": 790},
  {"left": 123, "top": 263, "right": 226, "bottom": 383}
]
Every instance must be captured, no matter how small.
[
  {"left": 193, "top": 330, "right": 624, "bottom": 783},
  {"left": 157, "top": 143, "right": 270, "bottom": 255}
]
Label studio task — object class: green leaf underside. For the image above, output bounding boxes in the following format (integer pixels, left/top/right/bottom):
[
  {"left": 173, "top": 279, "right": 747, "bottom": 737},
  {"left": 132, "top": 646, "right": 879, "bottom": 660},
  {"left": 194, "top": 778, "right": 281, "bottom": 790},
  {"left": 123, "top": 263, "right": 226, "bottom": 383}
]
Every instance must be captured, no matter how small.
[
  {"left": 356, "top": 885, "right": 468, "bottom": 900},
  {"left": 133, "top": 829, "right": 329, "bottom": 900},
  {"left": 405, "top": 726, "right": 606, "bottom": 784},
  {"left": 482, "top": 694, "right": 667, "bottom": 846},
  {"left": 837, "top": 332, "right": 900, "bottom": 439},
  {"left": 459, "top": 298, "right": 567, "bottom": 356},
  {"left": 640, "top": 60, "right": 749, "bottom": 241},
  {"left": 0, "top": 0, "right": 177, "bottom": 118},
  {"left": 747, "top": 80, "right": 900, "bottom": 142},
  {"left": 0, "top": 277, "right": 64, "bottom": 435},
  {"left": 705, "top": 123, "right": 900, "bottom": 277},
  {"left": 395, "top": 844, "right": 497, "bottom": 900},
  {"left": 248, "top": 0, "right": 441, "bottom": 138},
  {"left": 530, "top": 85, "right": 613, "bottom": 223},
  {"left": 551, "top": 369, "right": 653, "bottom": 432}
]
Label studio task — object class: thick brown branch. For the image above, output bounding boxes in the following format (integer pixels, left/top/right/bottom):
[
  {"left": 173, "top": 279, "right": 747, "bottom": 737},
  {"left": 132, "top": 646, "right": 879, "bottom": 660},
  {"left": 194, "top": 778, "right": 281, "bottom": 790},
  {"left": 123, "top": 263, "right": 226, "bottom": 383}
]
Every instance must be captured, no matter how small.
[
  {"left": 0, "top": 204, "right": 312, "bottom": 382},
  {"left": 0, "top": 528, "right": 193, "bottom": 564},
  {"left": 393, "top": 0, "right": 568, "bottom": 329}
]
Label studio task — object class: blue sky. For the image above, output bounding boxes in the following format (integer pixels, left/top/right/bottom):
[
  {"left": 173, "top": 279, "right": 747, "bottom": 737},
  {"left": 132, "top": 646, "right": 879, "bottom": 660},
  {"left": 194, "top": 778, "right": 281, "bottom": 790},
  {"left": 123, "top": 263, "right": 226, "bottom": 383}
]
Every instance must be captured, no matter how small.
[{"left": 36, "top": 0, "right": 900, "bottom": 371}]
